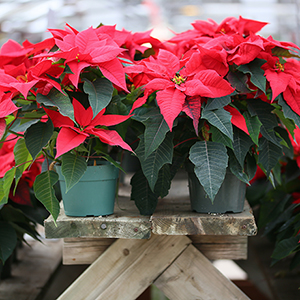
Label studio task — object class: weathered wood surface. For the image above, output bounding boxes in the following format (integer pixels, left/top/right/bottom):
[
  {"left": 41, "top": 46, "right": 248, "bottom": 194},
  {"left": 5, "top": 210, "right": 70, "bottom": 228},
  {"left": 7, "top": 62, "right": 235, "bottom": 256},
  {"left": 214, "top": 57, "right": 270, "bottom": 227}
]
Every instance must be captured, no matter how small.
[
  {"left": 151, "top": 199, "right": 257, "bottom": 236},
  {"left": 190, "top": 235, "right": 248, "bottom": 260},
  {"left": 63, "top": 237, "right": 116, "bottom": 265},
  {"left": 63, "top": 235, "right": 248, "bottom": 264},
  {"left": 45, "top": 199, "right": 256, "bottom": 239},
  {"left": 154, "top": 244, "right": 250, "bottom": 300},
  {"left": 44, "top": 197, "right": 151, "bottom": 239},
  {"left": 57, "top": 235, "right": 191, "bottom": 300}
]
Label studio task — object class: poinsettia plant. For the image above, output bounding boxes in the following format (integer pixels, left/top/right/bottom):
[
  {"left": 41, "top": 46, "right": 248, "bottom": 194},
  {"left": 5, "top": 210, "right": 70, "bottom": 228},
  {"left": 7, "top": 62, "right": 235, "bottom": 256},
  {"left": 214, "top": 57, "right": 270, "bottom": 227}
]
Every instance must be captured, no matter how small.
[
  {"left": 125, "top": 16, "right": 300, "bottom": 215},
  {"left": 0, "top": 134, "right": 47, "bottom": 264},
  {"left": 246, "top": 126, "right": 300, "bottom": 269},
  {"left": 0, "top": 23, "right": 166, "bottom": 222}
]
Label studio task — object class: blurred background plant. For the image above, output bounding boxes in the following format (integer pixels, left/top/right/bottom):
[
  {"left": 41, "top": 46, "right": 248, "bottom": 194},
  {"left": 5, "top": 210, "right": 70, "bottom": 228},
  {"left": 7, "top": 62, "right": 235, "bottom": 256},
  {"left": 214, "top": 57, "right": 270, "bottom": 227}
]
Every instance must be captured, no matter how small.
[
  {"left": 0, "top": 134, "right": 48, "bottom": 278},
  {"left": 246, "top": 126, "right": 300, "bottom": 270},
  {"left": 0, "top": 0, "right": 300, "bottom": 48}
]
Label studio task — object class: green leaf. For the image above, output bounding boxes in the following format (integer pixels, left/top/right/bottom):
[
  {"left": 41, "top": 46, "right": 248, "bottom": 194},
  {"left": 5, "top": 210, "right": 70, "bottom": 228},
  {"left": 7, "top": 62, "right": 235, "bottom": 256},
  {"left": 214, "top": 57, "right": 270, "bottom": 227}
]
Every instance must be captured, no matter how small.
[
  {"left": 226, "top": 71, "right": 252, "bottom": 94},
  {"left": 263, "top": 202, "right": 295, "bottom": 236},
  {"left": 258, "top": 193, "right": 289, "bottom": 229},
  {"left": 275, "top": 127, "right": 294, "bottom": 159},
  {"left": 189, "top": 141, "right": 228, "bottom": 202},
  {"left": 130, "top": 165, "right": 172, "bottom": 215},
  {"left": 98, "top": 153, "right": 124, "bottom": 172},
  {"left": 210, "top": 125, "right": 233, "bottom": 149},
  {"left": 83, "top": 78, "right": 114, "bottom": 117},
  {"left": 126, "top": 87, "right": 144, "bottom": 105},
  {"left": 237, "top": 58, "right": 267, "bottom": 93},
  {"left": 274, "top": 108, "right": 296, "bottom": 139},
  {"left": 61, "top": 153, "right": 87, "bottom": 192},
  {"left": 130, "top": 169, "right": 159, "bottom": 215},
  {"left": 37, "top": 89, "right": 74, "bottom": 121},
  {"left": 201, "top": 107, "right": 233, "bottom": 140},
  {"left": 131, "top": 107, "right": 162, "bottom": 123},
  {"left": 24, "top": 120, "right": 54, "bottom": 161},
  {"left": 0, "top": 168, "right": 16, "bottom": 206},
  {"left": 247, "top": 99, "right": 282, "bottom": 147},
  {"left": 228, "top": 149, "right": 250, "bottom": 184},
  {"left": 136, "top": 133, "right": 173, "bottom": 191},
  {"left": 154, "top": 164, "right": 172, "bottom": 198},
  {"left": 106, "top": 95, "right": 128, "bottom": 115},
  {"left": 271, "top": 236, "right": 300, "bottom": 260},
  {"left": 133, "top": 107, "right": 172, "bottom": 159},
  {"left": 271, "top": 161, "right": 282, "bottom": 185},
  {"left": 33, "top": 170, "right": 60, "bottom": 222},
  {"left": 272, "top": 46, "right": 300, "bottom": 59},
  {"left": 205, "top": 95, "right": 231, "bottom": 110},
  {"left": 232, "top": 126, "right": 254, "bottom": 167},
  {"left": 258, "top": 137, "right": 283, "bottom": 177},
  {"left": 278, "top": 95, "right": 300, "bottom": 128},
  {"left": 0, "top": 222, "right": 17, "bottom": 263},
  {"left": 9, "top": 118, "right": 39, "bottom": 133},
  {"left": 243, "top": 111, "right": 261, "bottom": 145},
  {"left": 245, "top": 153, "right": 257, "bottom": 181},
  {"left": 144, "top": 114, "right": 170, "bottom": 159},
  {"left": 14, "top": 139, "right": 32, "bottom": 187}
]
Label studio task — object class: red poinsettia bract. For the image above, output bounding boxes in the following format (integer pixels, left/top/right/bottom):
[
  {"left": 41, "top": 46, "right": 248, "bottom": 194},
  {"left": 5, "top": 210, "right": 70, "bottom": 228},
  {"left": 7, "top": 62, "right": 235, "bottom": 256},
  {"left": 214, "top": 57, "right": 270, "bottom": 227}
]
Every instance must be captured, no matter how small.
[
  {"left": 126, "top": 49, "right": 234, "bottom": 131},
  {"left": 44, "top": 98, "right": 132, "bottom": 158},
  {"left": 45, "top": 25, "right": 128, "bottom": 91}
]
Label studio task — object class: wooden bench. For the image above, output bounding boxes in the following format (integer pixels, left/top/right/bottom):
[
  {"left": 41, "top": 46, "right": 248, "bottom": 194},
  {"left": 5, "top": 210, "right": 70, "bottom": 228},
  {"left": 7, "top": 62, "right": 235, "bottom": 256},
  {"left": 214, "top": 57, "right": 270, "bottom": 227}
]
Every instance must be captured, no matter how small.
[{"left": 44, "top": 176, "right": 257, "bottom": 300}]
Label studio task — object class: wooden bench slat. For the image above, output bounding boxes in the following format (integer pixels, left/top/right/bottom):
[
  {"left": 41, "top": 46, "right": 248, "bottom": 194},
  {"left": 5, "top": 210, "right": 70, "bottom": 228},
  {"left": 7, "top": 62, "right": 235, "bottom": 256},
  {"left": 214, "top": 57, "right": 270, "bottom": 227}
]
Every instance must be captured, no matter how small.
[
  {"left": 57, "top": 235, "right": 191, "bottom": 300},
  {"left": 63, "top": 235, "right": 248, "bottom": 264},
  {"left": 154, "top": 244, "right": 250, "bottom": 300}
]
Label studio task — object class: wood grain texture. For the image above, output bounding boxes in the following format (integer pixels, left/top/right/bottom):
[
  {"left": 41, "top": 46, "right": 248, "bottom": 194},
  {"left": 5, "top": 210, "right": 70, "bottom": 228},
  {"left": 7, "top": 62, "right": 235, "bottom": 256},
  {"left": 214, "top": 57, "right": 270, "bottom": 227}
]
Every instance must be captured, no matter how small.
[
  {"left": 62, "top": 235, "right": 248, "bottom": 265},
  {"left": 189, "top": 235, "right": 248, "bottom": 260},
  {"left": 45, "top": 198, "right": 256, "bottom": 239},
  {"left": 57, "top": 235, "right": 191, "bottom": 300},
  {"left": 44, "top": 197, "right": 151, "bottom": 239},
  {"left": 63, "top": 238, "right": 116, "bottom": 265},
  {"left": 154, "top": 244, "right": 250, "bottom": 300},
  {"left": 151, "top": 199, "right": 257, "bottom": 236}
]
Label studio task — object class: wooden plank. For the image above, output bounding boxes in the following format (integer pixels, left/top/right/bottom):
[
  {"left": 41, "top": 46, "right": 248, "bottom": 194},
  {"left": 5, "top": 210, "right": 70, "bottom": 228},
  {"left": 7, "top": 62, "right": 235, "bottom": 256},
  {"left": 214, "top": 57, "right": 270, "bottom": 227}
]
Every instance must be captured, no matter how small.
[
  {"left": 154, "top": 244, "right": 250, "bottom": 300},
  {"left": 44, "top": 196, "right": 151, "bottom": 239},
  {"left": 63, "top": 237, "right": 116, "bottom": 265},
  {"left": 57, "top": 235, "right": 191, "bottom": 300},
  {"left": 151, "top": 199, "right": 257, "bottom": 236},
  {"left": 0, "top": 238, "right": 62, "bottom": 300},
  {"left": 190, "top": 235, "right": 248, "bottom": 260},
  {"left": 62, "top": 235, "right": 248, "bottom": 265}
]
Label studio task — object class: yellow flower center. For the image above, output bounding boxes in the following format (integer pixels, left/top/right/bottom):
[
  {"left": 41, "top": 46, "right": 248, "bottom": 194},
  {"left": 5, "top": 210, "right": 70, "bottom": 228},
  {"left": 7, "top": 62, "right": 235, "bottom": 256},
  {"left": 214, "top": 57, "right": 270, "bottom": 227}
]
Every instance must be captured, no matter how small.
[
  {"left": 16, "top": 74, "right": 28, "bottom": 82},
  {"left": 172, "top": 74, "right": 186, "bottom": 85},
  {"left": 275, "top": 61, "right": 284, "bottom": 72}
]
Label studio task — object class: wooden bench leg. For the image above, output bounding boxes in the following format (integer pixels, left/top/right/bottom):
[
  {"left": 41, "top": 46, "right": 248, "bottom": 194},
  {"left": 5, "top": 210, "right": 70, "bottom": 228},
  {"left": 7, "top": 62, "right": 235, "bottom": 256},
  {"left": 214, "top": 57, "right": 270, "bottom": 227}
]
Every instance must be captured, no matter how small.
[
  {"left": 154, "top": 243, "right": 250, "bottom": 300},
  {"left": 58, "top": 235, "right": 250, "bottom": 300},
  {"left": 57, "top": 235, "right": 191, "bottom": 300}
]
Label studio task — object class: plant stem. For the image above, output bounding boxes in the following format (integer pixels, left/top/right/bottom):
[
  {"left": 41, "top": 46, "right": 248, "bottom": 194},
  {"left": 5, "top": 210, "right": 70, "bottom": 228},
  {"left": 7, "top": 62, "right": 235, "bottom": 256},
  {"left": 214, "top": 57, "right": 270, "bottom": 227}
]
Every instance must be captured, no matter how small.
[{"left": 173, "top": 137, "right": 198, "bottom": 148}]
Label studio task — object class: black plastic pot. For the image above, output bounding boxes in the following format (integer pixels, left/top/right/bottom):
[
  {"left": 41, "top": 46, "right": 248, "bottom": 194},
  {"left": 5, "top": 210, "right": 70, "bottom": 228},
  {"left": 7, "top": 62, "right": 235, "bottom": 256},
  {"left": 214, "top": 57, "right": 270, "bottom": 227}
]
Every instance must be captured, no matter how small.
[{"left": 186, "top": 162, "right": 246, "bottom": 214}]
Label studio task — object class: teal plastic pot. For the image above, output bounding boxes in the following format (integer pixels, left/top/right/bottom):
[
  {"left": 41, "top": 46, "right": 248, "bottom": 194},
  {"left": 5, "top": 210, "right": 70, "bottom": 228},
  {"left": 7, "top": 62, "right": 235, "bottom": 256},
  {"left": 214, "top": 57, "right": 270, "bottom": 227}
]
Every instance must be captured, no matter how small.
[
  {"left": 56, "top": 161, "right": 119, "bottom": 217},
  {"left": 186, "top": 162, "right": 246, "bottom": 214}
]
